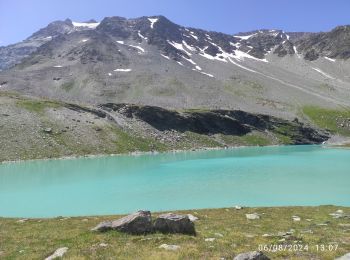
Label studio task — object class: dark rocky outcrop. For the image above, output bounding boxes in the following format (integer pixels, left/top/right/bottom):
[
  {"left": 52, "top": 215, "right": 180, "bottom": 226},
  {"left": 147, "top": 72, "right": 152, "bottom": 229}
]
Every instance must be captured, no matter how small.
[
  {"left": 100, "top": 103, "right": 250, "bottom": 136},
  {"left": 233, "top": 251, "right": 270, "bottom": 260},
  {"left": 99, "top": 103, "right": 329, "bottom": 144},
  {"left": 153, "top": 213, "right": 196, "bottom": 235},
  {"left": 92, "top": 210, "right": 152, "bottom": 235}
]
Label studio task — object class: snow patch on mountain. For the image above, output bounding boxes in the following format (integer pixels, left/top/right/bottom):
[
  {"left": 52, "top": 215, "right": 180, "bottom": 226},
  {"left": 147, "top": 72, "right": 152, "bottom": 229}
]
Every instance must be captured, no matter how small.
[
  {"left": 325, "top": 57, "right": 336, "bottom": 62},
  {"left": 114, "top": 68, "right": 132, "bottom": 72},
  {"left": 161, "top": 54, "right": 170, "bottom": 60},
  {"left": 234, "top": 33, "right": 257, "bottom": 40},
  {"left": 72, "top": 21, "right": 99, "bottom": 29},
  {"left": 148, "top": 18, "right": 159, "bottom": 29},
  {"left": 138, "top": 31, "right": 147, "bottom": 40},
  {"left": 167, "top": 41, "right": 192, "bottom": 56},
  {"left": 116, "top": 41, "right": 145, "bottom": 53},
  {"left": 312, "top": 67, "right": 335, "bottom": 79}
]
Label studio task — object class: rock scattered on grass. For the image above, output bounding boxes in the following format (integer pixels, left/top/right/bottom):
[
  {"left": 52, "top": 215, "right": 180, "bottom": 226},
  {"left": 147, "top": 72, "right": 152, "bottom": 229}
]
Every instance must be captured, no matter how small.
[
  {"left": 158, "top": 244, "right": 180, "bottom": 251},
  {"left": 187, "top": 214, "right": 199, "bottom": 222},
  {"left": 292, "top": 215, "right": 301, "bottom": 221},
  {"left": 43, "top": 128, "right": 52, "bottom": 134},
  {"left": 330, "top": 210, "right": 350, "bottom": 219},
  {"left": 17, "top": 219, "right": 28, "bottom": 223},
  {"left": 214, "top": 232, "right": 224, "bottom": 237},
  {"left": 235, "top": 205, "right": 243, "bottom": 210},
  {"left": 92, "top": 210, "right": 152, "bottom": 235},
  {"left": 246, "top": 213, "right": 260, "bottom": 220},
  {"left": 154, "top": 213, "right": 196, "bottom": 235},
  {"left": 205, "top": 238, "right": 216, "bottom": 242},
  {"left": 91, "top": 220, "right": 112, "bottom": 232},
  {"left": 233, "top": 251, "right": 270, "bottom": 260},
  {"left": 45, "top": 247, "right": 68, "bottom": 260},
  {"left": 99, "top": 243, "right": 108, "bottom": 247}
]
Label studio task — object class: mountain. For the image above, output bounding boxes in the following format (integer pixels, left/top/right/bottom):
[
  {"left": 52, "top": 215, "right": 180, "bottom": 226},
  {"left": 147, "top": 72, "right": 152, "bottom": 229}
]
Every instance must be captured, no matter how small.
[{"left": 0, "top": 15, "right": 350, "bottom": 119}]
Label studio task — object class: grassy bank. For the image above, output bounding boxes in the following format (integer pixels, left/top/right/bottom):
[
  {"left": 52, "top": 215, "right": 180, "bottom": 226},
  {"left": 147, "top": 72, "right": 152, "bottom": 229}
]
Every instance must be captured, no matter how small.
[
  {"left": 0, "top": 206, "right": 349, "bottom": 259},
  {"left": 303, "top": 106, "right": 350, "bottom": 136}
]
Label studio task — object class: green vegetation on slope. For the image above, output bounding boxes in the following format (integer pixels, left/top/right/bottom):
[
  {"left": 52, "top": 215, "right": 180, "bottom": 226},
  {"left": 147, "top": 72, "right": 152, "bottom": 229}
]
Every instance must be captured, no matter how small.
[
  {"left": 16, "top": 99, "right": 62, "bottom": 114},
  {"left": 0, "top": 206, "right": 349, "bottom": 259},
  {"left": 303, "top": 106, "right": 350, "bottom": 136}
]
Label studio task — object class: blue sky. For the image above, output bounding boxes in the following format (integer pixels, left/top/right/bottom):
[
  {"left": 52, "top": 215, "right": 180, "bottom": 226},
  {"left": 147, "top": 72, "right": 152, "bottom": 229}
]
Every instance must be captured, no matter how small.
[{"left": 1, "top": 0, "right": 350, "bottom": 46}]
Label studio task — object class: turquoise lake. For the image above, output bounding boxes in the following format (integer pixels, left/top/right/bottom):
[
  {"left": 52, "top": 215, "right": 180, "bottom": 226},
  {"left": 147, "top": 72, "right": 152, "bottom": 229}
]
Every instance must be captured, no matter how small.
[{"left": 0, "top": 145, "right": 349, "bottom": 218}]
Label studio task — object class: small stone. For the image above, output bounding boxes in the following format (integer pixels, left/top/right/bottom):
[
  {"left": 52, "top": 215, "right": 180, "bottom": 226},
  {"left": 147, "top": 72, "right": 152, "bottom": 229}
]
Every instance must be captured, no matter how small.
[
  {"left": 214, "top": 232, "right": 224, "bottom": 237},
  {"left": 262, "top": 233, "right": 272, "bottom": 237},
  {"left": 235, "top": 205, "right": 243, "bottom": 210},
  {"left": 205, "top": 238, "right": 216, "bottom": 242},
  {"left": 187, "top": 214, "right": 199, "bottom": 222},
  {"left": 44, "top": 128, "right": 52, "bottom": 133},
  {"left": 82, "top": 218, "right": 89, "bottom": 222},
  {"left": 233, "top": 251, "right": 270, "bottom": 260},
  {"left": 292, "top": 216, "right": 301, "bottom": 221},
  {"left": 99, "top": 243, "right": 108, "bottom": 247},
  {"left": 45, "top": 247, "right": 68, "bottom": 260},
  {"left": 246, "top": 213, "right": 260, "bottom": 220},
  {"left": 159, "top": 244, "right": 180, "bottom": 251},
  {"left": 17, "top": 219, "right": 28, "bottom": 223}
]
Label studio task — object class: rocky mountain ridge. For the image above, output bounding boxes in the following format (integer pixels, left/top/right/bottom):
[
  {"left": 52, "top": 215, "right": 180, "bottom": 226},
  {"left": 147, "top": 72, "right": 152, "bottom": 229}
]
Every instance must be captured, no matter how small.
[{"left": 1, "top": 15, "right": 350, "bottom": 119}]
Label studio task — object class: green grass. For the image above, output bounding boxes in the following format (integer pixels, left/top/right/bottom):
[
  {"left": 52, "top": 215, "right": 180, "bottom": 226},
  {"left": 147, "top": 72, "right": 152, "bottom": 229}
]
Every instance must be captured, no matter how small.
[
  {"left": 0, "top": 206, "right": 349, "bottom": 259},
  {"left": 111, "top": 127, "right": 169, "bottom": 153},
  {"left": 303, "top": 106, "right": 350, "bottom": 136},
  {"left": 16, "top": 99, "right": 62, "bottom": 113},
  {"left": 220, "top": 133, "right": 273, "bottom": 146}
]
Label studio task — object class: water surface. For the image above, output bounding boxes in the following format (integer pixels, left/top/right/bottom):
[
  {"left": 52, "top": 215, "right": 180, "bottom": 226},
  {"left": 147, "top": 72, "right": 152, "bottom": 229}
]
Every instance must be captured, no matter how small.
[{"left": 0, "top": 145, "right": 349, "bottom": 218}]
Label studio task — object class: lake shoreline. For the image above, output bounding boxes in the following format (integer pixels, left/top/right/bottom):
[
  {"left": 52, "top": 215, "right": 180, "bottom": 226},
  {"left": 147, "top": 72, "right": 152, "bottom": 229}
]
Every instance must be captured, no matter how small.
[{"left": 0, "top": 143, "right": 282, "bottom": 165}]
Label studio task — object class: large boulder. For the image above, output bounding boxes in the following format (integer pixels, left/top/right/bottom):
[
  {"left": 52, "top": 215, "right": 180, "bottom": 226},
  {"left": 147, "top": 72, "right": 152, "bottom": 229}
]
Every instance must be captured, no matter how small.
[
  {"left": 91, "top": 210, "right": 152, "bottom": 235},
  {"left": 233, "top": 251, "right": 270, "bottom": 260},
  {"left": 153, "top": 213, "right": 196, "bottom": 235}
]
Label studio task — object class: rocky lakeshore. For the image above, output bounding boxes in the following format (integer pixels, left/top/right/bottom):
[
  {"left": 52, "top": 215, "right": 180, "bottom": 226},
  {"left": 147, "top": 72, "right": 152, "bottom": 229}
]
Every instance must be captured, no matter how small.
[{"left": 0, "top": 91, "right": 331, "bottom": 163}]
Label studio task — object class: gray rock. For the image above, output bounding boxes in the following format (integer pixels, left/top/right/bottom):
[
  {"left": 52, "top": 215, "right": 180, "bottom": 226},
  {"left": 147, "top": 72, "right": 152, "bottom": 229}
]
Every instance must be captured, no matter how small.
[
  {"left": 45, "top": 247, "right": 68, "bottom": 260},
  {"left": 91, "top": 220, "right": 112, "bottom": 232},
  {"left": 92, "top": 210, "right": 152, "bottom": 234},
  {"left": 187, "top": 214, "right": 199, "bottom": 222},
  {"left": 233, "top": 251, "right": 270, "bottom": 260},
  {"left": 246, "top": 213, "right": 260, "bottom": 220},
  {"left": 336, "top": 253, "right": 350, "bottom": 260},
  {"left": 292, "top": 215, "right": 301, "bottom": 221},
  {"left": 154, "top": 213, "right": 196, "bottom": 235},
  {"left": 159, "top": 244, "right": 180, "bottom": 251},
  {"left": 44, "top": 128, "right": 52, "bottom": 133}
]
